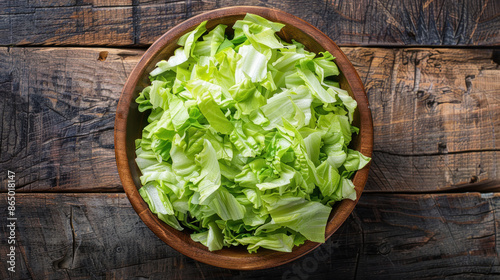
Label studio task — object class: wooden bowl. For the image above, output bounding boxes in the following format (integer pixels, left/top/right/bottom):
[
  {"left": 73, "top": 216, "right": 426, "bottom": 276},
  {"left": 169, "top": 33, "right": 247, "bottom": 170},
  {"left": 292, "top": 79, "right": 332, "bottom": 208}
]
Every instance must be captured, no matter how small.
[{"left": 115, "top": 6, "right": 373, "bottom": 270}]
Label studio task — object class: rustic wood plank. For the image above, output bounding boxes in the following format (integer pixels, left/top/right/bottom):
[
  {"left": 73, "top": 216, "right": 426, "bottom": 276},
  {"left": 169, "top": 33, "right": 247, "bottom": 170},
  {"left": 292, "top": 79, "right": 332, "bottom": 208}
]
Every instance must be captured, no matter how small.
[
  {"left": 1, "top": 193, "right": 499, "bottom": 279},
  {"left": 0, "top": 47, "right": 144, "bottom": 192},
  {"left": 1, "top": 47, "right": 498, "bottom": 193},
  {"left": 0, "top": 1, "right": 136, "bottom": 46},
  {"left": 0, "top": 0, "right": 498, "bottom": 47},
  {"left": 343, "top": 48, "right": 500, "bottom": 191},
  {"left": 368, "top": 151, "right": 500, "bottom": 193}
]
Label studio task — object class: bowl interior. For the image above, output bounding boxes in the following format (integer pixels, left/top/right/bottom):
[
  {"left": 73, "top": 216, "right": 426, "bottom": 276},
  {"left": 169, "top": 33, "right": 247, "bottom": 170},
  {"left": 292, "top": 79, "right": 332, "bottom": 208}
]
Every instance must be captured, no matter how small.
[{"left": 115, "top": 6, "right": 373, "bottom": 270}]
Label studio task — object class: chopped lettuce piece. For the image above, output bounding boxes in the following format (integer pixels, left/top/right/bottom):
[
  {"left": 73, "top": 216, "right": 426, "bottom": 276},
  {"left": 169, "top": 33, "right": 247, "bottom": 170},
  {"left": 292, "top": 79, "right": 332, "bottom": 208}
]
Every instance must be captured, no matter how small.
[{"left": 266, "top": 196, "right": 332, "bottom": 242}]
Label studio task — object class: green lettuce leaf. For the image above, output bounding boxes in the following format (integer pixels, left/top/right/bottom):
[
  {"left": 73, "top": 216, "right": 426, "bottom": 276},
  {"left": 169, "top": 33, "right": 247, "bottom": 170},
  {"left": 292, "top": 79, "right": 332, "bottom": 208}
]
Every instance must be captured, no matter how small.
[
  {"left": 236, "top": 233, "right": 294, "bottom": 253},
  {"left": 193, "top": 139, "right": 222, "bottom": 204},
  {"left": 265, "top": 196, "right": 331, "bottom": 243}
]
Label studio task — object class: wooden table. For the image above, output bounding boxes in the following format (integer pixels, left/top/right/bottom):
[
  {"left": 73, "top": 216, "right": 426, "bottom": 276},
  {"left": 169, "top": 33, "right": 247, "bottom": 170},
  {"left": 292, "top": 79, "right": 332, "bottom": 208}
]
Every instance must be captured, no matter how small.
[{"left": 1, "top": 1, "right": 499, "bottom": 279}]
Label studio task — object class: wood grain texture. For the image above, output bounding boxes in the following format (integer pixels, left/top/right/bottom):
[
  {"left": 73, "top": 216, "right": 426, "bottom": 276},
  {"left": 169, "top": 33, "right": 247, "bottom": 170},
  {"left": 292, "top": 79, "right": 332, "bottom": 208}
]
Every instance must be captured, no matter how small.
[
  {"left": 1, "top": 47, "right": 498, "bottom": 193},
  {"left": 1, "top": 193, "right": 499, "bottom": 279},
  {"left": 0, "top": 47, "right": 144, "bottom": 192},
  {"left": 0, "top": 0, "right": 498, "bottom": 47},
  {"left": 343, "top": 48, "right": 500, "bottom": 191}
]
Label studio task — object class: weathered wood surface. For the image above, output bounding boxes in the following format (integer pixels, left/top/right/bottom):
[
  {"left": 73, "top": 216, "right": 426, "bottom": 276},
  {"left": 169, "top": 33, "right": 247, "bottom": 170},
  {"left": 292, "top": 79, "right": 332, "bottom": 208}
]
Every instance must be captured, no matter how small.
[
  {"left": 0, "top": 47, "right": 143, "bottom": 192},
  {"left": 347, "top": 48, "right": 500, "bottom": 192},
  {"left": 1, "top": 0, "right": 499, "bottom": 47},
  {"left": 1, "top": 193, "right": 499, "bottom": 279},
  {"left": 1, "top": 47, "right": 498, "bottom": 193}
]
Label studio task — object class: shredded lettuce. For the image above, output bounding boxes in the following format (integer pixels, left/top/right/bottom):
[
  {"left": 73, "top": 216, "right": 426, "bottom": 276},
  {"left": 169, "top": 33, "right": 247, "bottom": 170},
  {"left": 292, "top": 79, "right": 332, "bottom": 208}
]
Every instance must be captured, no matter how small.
[{"left": 135, "top": 13, "right": 370, "bottom": 253}]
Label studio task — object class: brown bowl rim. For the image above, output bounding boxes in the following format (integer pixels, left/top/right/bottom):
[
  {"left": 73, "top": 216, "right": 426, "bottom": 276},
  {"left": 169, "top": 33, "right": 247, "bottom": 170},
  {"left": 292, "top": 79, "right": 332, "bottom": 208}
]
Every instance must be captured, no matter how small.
[{"left": 114, "top": 6, "right": 373, "bottom": 270}]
